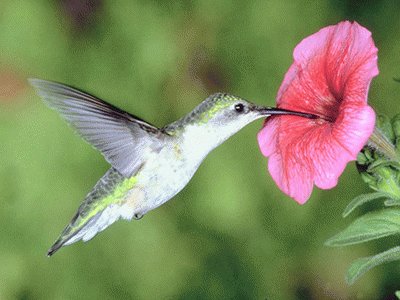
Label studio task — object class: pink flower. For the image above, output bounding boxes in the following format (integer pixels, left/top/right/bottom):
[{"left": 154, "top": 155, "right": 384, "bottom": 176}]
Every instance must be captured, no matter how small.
[{"left": 257, "top": 21, "right": 378, "bottom": 204}]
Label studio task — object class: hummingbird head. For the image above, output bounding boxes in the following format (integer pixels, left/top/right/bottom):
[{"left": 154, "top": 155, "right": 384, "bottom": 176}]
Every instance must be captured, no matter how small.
[
  {"left": 191, "top": 93, "right": 316, "bottom": 130},
  {"left": 169, "top": 93, "right": 317, "bottom": 151}
]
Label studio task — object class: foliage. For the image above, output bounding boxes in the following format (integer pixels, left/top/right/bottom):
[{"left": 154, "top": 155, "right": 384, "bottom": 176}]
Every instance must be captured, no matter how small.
[{"left": 326, "top": 114, "right": 400, "bottom": 287}]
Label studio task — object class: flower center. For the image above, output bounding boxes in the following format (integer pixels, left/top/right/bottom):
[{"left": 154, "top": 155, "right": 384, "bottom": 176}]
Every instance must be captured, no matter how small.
[{"left": 316, "top": 94, "right": 341, "bottom": 123}]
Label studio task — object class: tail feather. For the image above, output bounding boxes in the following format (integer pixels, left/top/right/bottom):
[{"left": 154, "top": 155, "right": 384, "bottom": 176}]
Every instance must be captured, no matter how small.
[
  {"left": 47, "top": 211, "right": 85, "bottom": 257},
  {"left": 46, "top": 168, "right": 137, "bottom": 257},
  {"left": 47, "top": 205, "right": 124, "bottom": 256}
]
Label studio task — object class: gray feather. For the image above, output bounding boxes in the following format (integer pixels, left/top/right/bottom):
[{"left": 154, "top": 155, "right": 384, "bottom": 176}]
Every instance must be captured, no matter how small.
[{"left": 29, "top": 78, "right": 167, "bottom": 177}]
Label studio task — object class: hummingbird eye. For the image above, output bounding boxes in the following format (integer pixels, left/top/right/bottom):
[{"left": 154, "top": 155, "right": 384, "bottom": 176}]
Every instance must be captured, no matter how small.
[{"left": 234, "top": 103, "right": 245, "bottom": 113}]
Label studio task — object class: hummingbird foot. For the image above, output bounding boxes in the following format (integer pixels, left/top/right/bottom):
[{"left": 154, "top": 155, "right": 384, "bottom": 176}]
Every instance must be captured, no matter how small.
[{"left": 133, "top": 213, "right": 143, "bottom": 220}]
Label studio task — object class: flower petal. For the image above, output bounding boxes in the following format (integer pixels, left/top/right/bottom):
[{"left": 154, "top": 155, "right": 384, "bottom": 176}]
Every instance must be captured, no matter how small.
[
  {"left": 258, "top": 21, "right": 378, "bottom": 203},
  {"left": 259, "top": 117, "right": 319, "bottom": 204},
  {"left": 278, "top": 21, "right": 378, "bottom": 119}
]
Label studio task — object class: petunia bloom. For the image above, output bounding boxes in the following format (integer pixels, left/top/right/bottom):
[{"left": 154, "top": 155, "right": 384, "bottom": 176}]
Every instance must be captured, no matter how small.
[{"left": 257, "top": 21, "right": 378, "bottom": 204}]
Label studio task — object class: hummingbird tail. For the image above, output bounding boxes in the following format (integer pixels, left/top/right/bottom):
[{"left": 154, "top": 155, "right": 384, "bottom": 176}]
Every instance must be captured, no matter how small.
[
  {"left": 47, "top": 169, "right": 139, "bottom": 257},
  {"left": 47, "top": 204, "right": 127, "bottom": 257},
  {"left": 47, "top": 237, "right": 67, "bottom": 256}
]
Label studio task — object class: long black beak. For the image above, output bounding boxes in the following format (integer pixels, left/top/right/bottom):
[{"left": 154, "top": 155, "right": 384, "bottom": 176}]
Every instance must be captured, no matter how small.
[{"left": 255, "top": 106, "right": 319, "bottom": 119}]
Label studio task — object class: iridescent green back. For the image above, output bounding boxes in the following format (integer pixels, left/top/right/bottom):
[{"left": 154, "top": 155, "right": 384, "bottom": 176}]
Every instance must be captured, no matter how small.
[{"left": 163, "top": 93, "right": 241, "bottom": 133}]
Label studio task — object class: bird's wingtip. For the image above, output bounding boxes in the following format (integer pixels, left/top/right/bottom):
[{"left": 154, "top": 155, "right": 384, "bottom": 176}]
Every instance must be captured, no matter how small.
[
  {"left": 28, "top": 78, "right": 52, "bottom": 89},
  {"left": 27, "top": 78, "right": 41, "bottom": 85}
]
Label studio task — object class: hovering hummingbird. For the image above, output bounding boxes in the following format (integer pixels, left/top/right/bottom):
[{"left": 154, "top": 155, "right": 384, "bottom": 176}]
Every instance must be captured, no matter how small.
[{"left": 29, "top": 79, "right": 316, "bottom": 256}]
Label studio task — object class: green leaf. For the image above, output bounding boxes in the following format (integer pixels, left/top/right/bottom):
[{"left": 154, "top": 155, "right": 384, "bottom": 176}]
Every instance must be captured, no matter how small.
[
  {"left": 385, "top": 199, "right": 400, "bottom": 207},
  {"left": 395, "top": 291, "right": 400, "bottom": 299},
  {"left": 325, "top": 209, "right": 400, "bottom": 247},
  {"left": 346, "top": 246, "right": 400, "bottom": 285},
  {"left": 342, "top": 192, "right": 389, "bottom": 217},
  {"left": 367, "top": 160, "right": 400, "bottom": 172}
]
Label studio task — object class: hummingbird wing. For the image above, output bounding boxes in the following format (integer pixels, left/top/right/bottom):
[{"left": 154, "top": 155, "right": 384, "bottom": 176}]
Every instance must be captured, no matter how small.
[{"left": 29, "top": 79, "right": 167, "bottom": 177}]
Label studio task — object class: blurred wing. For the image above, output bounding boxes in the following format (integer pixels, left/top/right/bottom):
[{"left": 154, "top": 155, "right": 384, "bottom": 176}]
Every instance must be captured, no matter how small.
[{"left": 29, "top": 79, "right": 166, "bottom": 177}]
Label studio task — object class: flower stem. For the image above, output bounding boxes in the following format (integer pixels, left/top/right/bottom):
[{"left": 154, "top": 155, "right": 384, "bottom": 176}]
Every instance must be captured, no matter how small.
[{"left": 368, "top": 128, "right": 399, "bottom": 162}]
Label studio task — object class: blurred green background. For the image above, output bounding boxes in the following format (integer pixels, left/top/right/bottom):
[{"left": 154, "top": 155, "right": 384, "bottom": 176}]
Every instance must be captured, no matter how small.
[{"left": 1, "top": 0, "right": 400, "bottom": 299}]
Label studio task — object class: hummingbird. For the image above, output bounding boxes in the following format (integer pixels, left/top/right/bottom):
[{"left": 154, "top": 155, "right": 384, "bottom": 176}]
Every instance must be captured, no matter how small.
[{"left": 29, "top": 79, "right": 316, "bottom": 256}]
